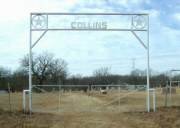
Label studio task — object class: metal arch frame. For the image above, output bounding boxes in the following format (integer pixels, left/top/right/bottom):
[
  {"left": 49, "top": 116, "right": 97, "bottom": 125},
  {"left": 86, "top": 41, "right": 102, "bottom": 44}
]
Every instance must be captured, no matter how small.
[{"left": 28, "top": 12, "right": 150, "bottom": 113}]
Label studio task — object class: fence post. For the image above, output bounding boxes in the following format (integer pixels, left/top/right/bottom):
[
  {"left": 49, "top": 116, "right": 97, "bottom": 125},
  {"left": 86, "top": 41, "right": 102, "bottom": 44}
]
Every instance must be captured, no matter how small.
[
  {"left": 8, "top": 83, "right": 11, "bottom": 112},
  {"left": 165, "top": 81, "right": 168, "bottom": 107},
  {"left": 23, "top": 90, "right": 26, "bottom": 113},
  {"left": 58, "top": 85, "right": 61, "bottom": 112},
  {"left": 119, "top": 86, "right": 120, "bottom": 112},
  {"left": 149, "top": 88, "right": 156, "bottom": 112},
  {"left": 153, "top": 89, "right": 156, "bottom": 112},
  {"left": 23, "top": 90, "right": 29, "bottom": 113}
]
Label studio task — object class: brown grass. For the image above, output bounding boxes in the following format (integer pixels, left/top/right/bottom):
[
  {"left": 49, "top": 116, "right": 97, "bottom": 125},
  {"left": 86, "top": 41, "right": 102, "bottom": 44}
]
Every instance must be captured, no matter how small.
[
  {"left": 1, "top": 107, "right": 180, "bottom": 128},
  {"left": 0, "top": 88, "right": 180, "bottom": 128}
]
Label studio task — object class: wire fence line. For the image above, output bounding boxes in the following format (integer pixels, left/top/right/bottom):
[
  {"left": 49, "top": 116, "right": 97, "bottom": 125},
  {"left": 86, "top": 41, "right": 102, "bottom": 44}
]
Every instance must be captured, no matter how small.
[
  {"left": 0, "top": 92, "right": 22, "bottom": 112},
  {"left": 29, "top": 84, "right": 148, "bottom": 113},
  {"left": 1, "top": 84, "right": 180, "bottom": 113}
]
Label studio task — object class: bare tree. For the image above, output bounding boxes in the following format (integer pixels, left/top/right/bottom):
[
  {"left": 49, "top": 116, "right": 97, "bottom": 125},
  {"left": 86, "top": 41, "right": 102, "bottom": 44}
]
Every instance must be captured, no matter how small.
[
  {"left": 0, "top": 67, "right": 11, "bottom": 90},
  {"left": 0, "top": 67, "right": 11, "bottom": 77},
  {"left": 93, "top": 67, "right": 111, "bottom": 85},
  {"left": 93, "top": 67, "right": 111, "bottom": 77},
  {"left": 48, "top": 58, "right": 68, "bottom": 84},
  {"left": 21, "top": 52, "right": 68, "bottom": 85},
  {"left": 131, "top": 69, "right": 146, "bottom": 77}
]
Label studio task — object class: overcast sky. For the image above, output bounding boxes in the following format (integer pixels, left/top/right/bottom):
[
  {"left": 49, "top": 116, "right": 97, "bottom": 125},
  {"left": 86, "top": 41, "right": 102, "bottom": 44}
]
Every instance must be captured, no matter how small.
[{"left": 0, "top": 0, "right": 180, "bottom": 76}]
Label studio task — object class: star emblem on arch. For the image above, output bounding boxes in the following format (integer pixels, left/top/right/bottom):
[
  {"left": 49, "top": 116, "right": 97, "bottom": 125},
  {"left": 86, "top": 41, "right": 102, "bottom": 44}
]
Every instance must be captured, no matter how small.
[
  {"left": 31, "top": 15, "right": 47, "bottom": 29},
  {"left": 132, "top": 15, "right": 147, "bottom": 29}
]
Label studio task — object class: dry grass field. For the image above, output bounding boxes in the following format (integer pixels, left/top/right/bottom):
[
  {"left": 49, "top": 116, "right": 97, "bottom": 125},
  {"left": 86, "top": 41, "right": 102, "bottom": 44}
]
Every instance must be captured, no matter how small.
[
  {"left": 0, "top": 88, "right": 180, "bottom": 128},
  {"left": 1, "top": 106, "right": 180, "bottom": 128}
]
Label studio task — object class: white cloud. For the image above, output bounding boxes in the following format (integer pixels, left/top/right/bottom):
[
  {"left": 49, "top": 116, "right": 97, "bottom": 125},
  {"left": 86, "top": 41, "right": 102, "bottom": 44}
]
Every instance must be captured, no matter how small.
[
  {"left": 115, "top": 0, "right": 150, "bottom": 8},
  {"left": 0, "top": 0, "right": 79, "bottom": 70},
  {"left": 116, "top": 0, "right": 128, "bottom": 7},
  {"left": 0, "top": 0, "right": 180, "bottom": 75},
  {"left": 173, "top": 13, "right": 180, "bottom": 22},
  {"left": 0, "top": 0, "right": 79, "bottom": 23},
  {"left": 131, "top": 0, "right": 150, "bottom": 4}
]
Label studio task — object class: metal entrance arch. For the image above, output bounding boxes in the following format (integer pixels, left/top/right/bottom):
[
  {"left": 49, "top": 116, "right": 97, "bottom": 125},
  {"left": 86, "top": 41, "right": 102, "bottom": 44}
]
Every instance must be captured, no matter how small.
[{"left": 29, "top": 12, "right": 150, "bottom": 113}]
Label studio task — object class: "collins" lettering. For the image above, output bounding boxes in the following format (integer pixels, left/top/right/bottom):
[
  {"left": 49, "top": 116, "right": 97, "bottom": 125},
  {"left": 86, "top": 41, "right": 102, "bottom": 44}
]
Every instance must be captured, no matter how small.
[{"left": 71, "top": 21, "right": 107, "bottom": 29}]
